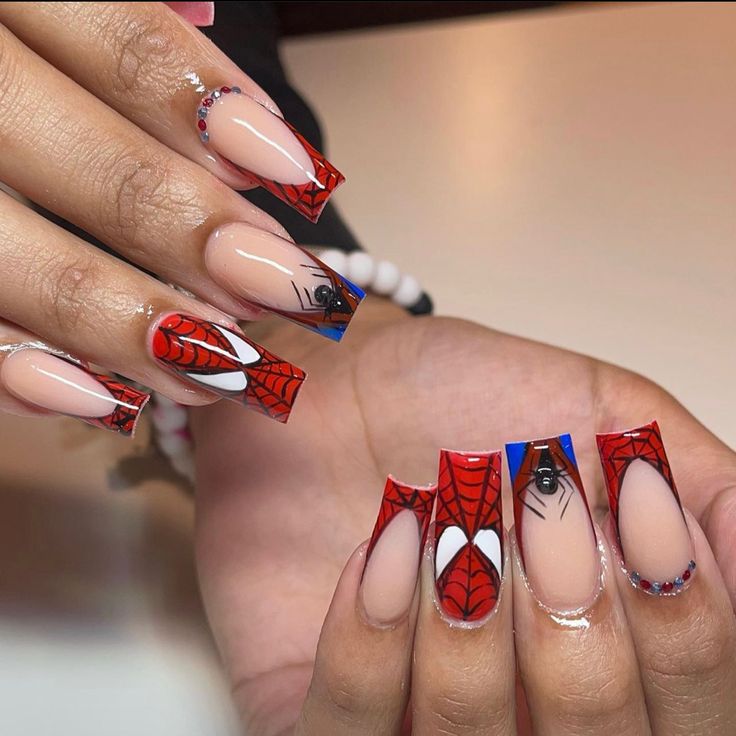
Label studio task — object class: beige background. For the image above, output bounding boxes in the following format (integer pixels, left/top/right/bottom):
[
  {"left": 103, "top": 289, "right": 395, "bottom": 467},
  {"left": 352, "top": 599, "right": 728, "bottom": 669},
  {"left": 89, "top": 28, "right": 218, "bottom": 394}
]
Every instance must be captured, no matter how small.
[{"left": 0, "top": 3, "right": 733, "bottom": 734}]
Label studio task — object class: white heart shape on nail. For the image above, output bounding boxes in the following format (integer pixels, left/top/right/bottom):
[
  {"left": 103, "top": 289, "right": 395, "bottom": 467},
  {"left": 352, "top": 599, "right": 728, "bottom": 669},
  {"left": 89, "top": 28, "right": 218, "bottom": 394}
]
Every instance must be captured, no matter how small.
[
  {"left": 435, "top": 526, "right": 467, "bottom": 580},
  {"left": 473, "top": 528, "right": 502, "bottom": 575}
]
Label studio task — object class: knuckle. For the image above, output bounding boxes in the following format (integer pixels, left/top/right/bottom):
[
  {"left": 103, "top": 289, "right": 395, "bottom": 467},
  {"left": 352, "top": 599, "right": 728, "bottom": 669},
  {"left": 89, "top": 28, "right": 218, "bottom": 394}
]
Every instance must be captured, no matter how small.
[
  {"left": 646, "top": 622, "right": 736, "bottom": 684},
  {"left": 102, "top": 6, "right": 177, "bottom": 96},
  {"left": 425, "top": 684, "right": 507, "bottom": 734},
  {"left": 33, "top": 251, "right": 100, "bottom": 333},
  {"left": 318, "top": 665, "right": 368, "bottom": 723},
  {"left": 95, "top": 149, "right": 179, "bottom": 250},
  {"left": 549, "top": 665, "right": 639, "bottom": 726}
]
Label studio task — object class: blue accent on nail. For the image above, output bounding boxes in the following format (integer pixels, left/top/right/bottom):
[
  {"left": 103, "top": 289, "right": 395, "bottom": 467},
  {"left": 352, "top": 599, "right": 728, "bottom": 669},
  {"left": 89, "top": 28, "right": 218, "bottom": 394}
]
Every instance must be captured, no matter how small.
[
  {"left": 314, "top": 322, "right": 348, "bottom": 342},
  {"left": 504, "top": 440, "right": 526, "bottom": 486},
  {"left": 343, "top": 276, "right": 366, "bottom": 301},
  {"left": 559, "top": 432, "right": 578, "bottom": 468}
]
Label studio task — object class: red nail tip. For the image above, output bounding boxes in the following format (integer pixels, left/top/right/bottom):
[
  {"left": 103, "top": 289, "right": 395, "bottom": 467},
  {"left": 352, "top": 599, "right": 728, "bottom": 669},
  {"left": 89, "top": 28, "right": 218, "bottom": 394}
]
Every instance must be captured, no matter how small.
[
  {"left": 434, "top": 449, "right": 504, "bottom": 622},
  {"left": 81, "top": 370, "right": 149, "bottom": 436},
  {"left": 596, "top": 420, "right": 687, "bottom": 559},
  {"left": 366, "top": 477, "right": 437, "bottom": 563},
  {"left": 152, "top": 313, "right": 305, "bottom": 423}
]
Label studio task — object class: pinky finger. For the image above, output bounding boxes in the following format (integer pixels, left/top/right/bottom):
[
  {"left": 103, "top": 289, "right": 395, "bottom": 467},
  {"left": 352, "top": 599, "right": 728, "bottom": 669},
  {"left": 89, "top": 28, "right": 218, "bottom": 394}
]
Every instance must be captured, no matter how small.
[
  {"left": 296, "top": 477, "right": 434, "bottom": 736},
  {"left": 0, "top": 319, "right": 148, "bottom": 436}
]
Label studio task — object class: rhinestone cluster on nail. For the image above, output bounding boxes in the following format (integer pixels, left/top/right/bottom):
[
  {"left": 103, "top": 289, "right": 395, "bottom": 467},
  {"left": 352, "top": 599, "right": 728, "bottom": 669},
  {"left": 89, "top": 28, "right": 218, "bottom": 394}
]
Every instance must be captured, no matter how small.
[
  {"left": 629, "top": 560, "right": 696, "bottom": 595},
  {"left": 196, "top": 86, "right": 241, "bottom": 142}
]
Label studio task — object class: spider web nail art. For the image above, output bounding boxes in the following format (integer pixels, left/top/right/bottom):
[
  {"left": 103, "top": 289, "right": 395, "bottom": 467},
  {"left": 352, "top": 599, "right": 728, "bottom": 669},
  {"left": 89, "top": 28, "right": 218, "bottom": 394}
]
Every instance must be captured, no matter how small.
[
  {"left": 197, "top": 87, "right": 344, "bottom": 223},
  {"left": 152, "top": 314, "right": 306, "bottom": 423},
  {"left": 506, "top": 434, "right": 593, "bottom": 565},
  {"left": 596, "top": 420, "right": 680, "bottom": 537},
  {"left": 366, "top": 476, "right": 437, "bottom": 563},
  {"left": 434, "top": 449, "right": 503, "bottom": 621},
  {"left": 83, "top": 372, "right": 149, "bottom": 436},
  {"left": 596, "top": 420, "right": 695, "bottom": 594}
]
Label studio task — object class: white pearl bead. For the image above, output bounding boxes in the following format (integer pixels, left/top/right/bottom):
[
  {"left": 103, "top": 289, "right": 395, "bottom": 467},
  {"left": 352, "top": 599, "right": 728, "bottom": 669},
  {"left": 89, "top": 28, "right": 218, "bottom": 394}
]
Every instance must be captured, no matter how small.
[
  {"left": 372, "top": 260, "right": 401, "bottom": 295},
  {"left": 346, "top": 251, "right": 376, "bottom": 287},
  {"left": 151, "top": 404, "right": 189, "bottom": 432},
  {"left": 392, "top": 274, "right": 422, "bottom": 307},
  {"left": 318, "top": 249, "right": 347, "bottom": 274},
  {"left": 157, "top": 431, "right": 190, "bottom": 458}
]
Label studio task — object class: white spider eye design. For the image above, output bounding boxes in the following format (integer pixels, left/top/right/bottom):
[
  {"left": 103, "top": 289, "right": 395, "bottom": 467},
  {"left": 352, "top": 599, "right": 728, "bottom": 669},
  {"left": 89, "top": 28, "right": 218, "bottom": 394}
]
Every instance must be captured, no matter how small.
[
  {"left": 188, "top": 370, "right": 247, "bottom": 392},
  {"left": 215, "top": 326, "right": 261, "bottom": 365},
  {"left": 435, "top": 526, "right": 467, "bottom": 580},
  {"left": 473, "top": 529, "right": 503, "bottom": 575}
]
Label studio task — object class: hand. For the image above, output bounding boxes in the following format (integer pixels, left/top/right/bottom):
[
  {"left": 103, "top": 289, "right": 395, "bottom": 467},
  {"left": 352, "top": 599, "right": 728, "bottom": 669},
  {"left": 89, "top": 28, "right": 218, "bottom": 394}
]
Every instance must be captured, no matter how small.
[
  {"left": 0, "top": 3, "right": 356, "bottom": 435},
  {"left": 193, "top": 298, "right": 736, "bottom": 734}
]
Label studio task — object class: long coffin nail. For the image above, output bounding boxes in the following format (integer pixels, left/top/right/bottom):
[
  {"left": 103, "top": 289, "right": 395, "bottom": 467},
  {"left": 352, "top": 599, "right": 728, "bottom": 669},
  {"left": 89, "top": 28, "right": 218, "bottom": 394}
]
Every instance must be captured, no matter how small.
[
  {"left": 205, "top": 223, "right": 364, "bottom": 341},
  {"left": 434, "top": 449, "right": 504, "bottom": 622},
  {"left": 597, "top": 420, "right": 696, "bottom": 595},
  {"left": 1, "top": 348, "right": 148, "bottom": 436},
  {"left": 506, "top": 433, "right": 599, "bottom": 611},
  {"left": 196, "top": 86, "right": 344, "bottom": 222},
  {"left": 360, "top": 476, "right": 437, "bottom": 624},
  {"left": 151, "top": 313, "right": 305, "bottom": 423}
]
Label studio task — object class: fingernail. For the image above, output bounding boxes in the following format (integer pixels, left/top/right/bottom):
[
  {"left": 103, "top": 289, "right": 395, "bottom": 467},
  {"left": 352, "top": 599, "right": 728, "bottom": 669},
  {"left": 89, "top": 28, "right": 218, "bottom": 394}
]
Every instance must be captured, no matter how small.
[
  {"left": 1, "top": 348, "right": 148, "bottom": 436},
  {"left": 597, "top": 420, "right": 696, "bottom": 595},
  {"left": 150, "top": 313, "right": 306, "bottom": 423},
  {"left": 506, "top": 433, "right": 600, "bottom": 611},
  {"left": 205, "top": 223, "right": 364, "bottom": 341},
  {"left": 360, "top": 476, "right": 436, "bottom": 625},
  {"left": 434, "top": 449, "right": 504, "bottom": 622},
  {"left": 196, "top": 86, "right": 344, "bottom": 222}
]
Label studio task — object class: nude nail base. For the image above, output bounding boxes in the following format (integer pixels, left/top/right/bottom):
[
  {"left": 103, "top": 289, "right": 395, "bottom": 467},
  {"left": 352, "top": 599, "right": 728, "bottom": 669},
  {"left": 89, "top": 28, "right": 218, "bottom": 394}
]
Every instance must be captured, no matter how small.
[{"left": 197, "top": 86, "right": 344, "bottom": 222}]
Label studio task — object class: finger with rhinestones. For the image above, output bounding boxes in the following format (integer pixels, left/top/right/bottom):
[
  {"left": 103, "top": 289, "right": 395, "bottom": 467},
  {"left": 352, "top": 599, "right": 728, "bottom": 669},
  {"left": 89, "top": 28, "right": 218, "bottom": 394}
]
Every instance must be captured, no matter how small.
[{"left": 0, "top": 3, "right": 343, "bottom": 218}]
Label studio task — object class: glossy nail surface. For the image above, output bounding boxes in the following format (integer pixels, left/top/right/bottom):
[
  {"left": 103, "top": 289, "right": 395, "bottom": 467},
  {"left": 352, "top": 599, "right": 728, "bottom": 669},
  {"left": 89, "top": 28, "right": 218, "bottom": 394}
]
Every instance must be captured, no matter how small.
[
  {"left": 597, "top": 420, "right": 695, "bottom": 595},
  {"left": 434, "top": 449, "right": 504, "bottom": 622},
  {"left": 361, "top": 477, "right": 437, "bottom": 624},
  {"left": 1, "top": 348, "right": 148, "bottom": 436},
  {"left": 205, "top": 223, "right": 364, "bottom": 341},
  {"left": 506, "top": 433, "right": 599, "bottom": 611},
  {"left": 151, "top": 313, "right": 305, "bottom": 423},
  {"left": 197, "top": 86, "right": 344, "bottom": 222}
]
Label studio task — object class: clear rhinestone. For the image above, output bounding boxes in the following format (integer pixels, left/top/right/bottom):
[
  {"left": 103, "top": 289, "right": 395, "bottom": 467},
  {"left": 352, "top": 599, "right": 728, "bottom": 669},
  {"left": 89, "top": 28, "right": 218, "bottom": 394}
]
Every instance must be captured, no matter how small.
[
  {"left": 630, "top": 571, "right": 640, "bottom": 583},
  {"left": 212, "top": 89, "right": 221, "bottom": 99},
  {"left": 200, "top": 131, "right": 209, "bottom": 143},
  {"left": 689, "top": 560, "right": 696, "bottom": 570},
  {"left": 231, "top": 86, "right": 241, "bottom": 94},
  {"left": 674, "top": 576, "right": 684, "bottom": 586},
  {"left": 652, "top": 582, "right": 662, "bottom": 593},
  {"left": 197, "top": 108, "right": 207, "bottom": 119}
]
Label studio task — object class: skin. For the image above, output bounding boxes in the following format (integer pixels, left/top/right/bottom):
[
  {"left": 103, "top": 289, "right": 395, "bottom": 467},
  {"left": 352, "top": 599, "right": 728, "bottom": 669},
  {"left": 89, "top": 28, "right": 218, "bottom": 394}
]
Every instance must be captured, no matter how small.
[{"left": 192, "top": 299, "right": 736, "bottom": 735}]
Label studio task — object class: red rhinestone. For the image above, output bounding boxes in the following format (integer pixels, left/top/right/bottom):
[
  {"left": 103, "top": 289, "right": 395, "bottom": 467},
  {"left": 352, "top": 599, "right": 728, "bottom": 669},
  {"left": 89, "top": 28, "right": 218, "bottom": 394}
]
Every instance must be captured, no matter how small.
[
  {"left": 683, "top": 569, "right": 691, "bottom": 581},
  {"left": 662, "top": 581, "right": 674, "bottom": 592},
  {"left": 221, "top": 86, "right": 231, "bottom": 93},
  {"left": 197, "top": 119, "right": 207, "bottom": 131},
  {"left": 639, "top": 579, "right": 652, "bottom": 590},
  {"left": 203, "top": 98, "right": 213, "bottom": 107}
]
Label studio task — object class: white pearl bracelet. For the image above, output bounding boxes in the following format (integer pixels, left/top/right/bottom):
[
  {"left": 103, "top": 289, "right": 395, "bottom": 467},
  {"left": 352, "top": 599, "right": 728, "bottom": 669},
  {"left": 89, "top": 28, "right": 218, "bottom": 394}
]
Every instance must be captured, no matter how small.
[{"left": 317, "top": 249, "right": 433, "bottom": 315}]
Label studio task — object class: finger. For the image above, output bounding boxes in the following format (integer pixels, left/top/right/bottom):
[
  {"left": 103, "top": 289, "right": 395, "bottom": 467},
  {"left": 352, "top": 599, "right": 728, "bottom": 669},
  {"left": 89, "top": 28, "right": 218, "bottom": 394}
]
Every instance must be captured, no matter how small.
[
  {"left": 595, "top": 370, "right": 736, "bottom": 603},
  {"left": 508, "top": 433, "right": 650, "bottom": 736},
  {"left": 0, "top": 22, "right": 362, "bottom": 332},
  {"left": 0, "top": 192, "right": 305, "bottom": 421},
  {"left": 295, "top": 477, "right": 435, "bottom": 736},
  {"left": 412, "top": 450, "right": 516, "bottom": 736},
  {"left": 0, "top": 2, "right": 344, "bottom": 220},
  {"left": 0, "top": 318, "right": 147, "bottom": 435},
  {"left": 597, "top": 422, "right": 736, "bottom": 735}
]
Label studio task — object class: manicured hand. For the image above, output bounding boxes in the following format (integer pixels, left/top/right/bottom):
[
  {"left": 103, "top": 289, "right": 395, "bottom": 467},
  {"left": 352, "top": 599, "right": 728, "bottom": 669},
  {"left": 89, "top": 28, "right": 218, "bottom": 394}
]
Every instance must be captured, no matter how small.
[{"left": 193, "top": 298, "right": 736, "bottom": 735}]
